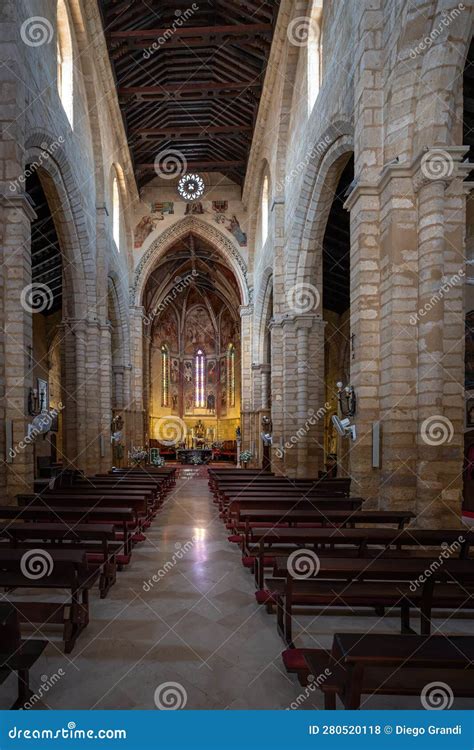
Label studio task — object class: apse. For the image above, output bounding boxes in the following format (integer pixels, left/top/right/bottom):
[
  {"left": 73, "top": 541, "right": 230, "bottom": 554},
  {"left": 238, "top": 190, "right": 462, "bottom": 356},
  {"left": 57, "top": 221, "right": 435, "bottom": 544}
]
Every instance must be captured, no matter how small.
[{"left": 142, "top": 233, "right": 241, "bottom": 454}]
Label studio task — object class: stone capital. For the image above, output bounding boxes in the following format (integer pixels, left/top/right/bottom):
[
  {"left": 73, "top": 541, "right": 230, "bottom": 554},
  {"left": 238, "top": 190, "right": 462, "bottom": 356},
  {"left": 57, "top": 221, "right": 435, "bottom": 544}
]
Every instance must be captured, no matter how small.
[
  {"left": 0, "top": 192, "right": 37, "bottom": 221},
  {"left": 239, "top": 304, "right": 254, "bottom": 318},
  {"left": 252, "top": 362, "right": 271, "bottom": 373}
]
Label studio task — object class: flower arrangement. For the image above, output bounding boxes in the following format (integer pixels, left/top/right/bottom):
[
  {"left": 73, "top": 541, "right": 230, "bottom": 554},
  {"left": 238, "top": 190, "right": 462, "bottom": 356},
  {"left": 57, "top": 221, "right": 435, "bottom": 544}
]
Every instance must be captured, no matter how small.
[
  {"left": 129, "top": 447, "right": 147, "bottom": 465},
  {"left": 240, "top": 450, "right": 253, "bottom": 467},
  {"left": 190, "top": 454, "right": 203, "bottom": 465},
  {"left": 151, "top": 455, "right": 165, "bottom": 467}
]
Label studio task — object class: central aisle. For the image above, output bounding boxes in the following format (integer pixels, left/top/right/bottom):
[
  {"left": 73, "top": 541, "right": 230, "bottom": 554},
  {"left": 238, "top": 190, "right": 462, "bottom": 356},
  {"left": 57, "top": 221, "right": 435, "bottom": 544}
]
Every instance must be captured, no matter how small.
[{"left": 5, "top": 469, "right": 315, "bottom": 710}]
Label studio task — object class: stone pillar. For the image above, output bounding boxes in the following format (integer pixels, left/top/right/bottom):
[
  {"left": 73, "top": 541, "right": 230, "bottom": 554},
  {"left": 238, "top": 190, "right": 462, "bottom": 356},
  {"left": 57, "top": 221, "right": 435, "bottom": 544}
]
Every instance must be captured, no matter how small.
[
  {"left": 240, "top": 304, "right": 253, "bottom": 455},
  {"left": 414, "top": 148, "right": 470, "bottom": 527},
  {"left": 269, "top": 319, "right": 285, "bottom": 475},
  {"left": 99, "top": 323, "right": 113, "bottom": 471},
  {"left": 1, "top": 195, "right": 37, "bottom": 500},
  {"left": 345, "top": 183, "right": 382, "bottom": 506},
  {"left": 129, "top": 306, "right": 145, "bottom": 450}
]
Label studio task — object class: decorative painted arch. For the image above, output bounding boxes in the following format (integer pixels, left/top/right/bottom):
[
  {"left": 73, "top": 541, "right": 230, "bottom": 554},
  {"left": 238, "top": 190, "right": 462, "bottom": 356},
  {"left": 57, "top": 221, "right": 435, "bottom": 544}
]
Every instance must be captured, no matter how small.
[
  {"left": 24, "top": 133, "right": 94, "bottom": 319},
  {"left": 131, "top": 216, "right": 251, "bottom": 307}
]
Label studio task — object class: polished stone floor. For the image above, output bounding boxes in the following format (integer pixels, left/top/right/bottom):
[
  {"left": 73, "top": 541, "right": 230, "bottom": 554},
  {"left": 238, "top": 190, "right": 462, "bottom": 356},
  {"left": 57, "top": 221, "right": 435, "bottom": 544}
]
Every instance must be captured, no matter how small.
[{"left": 1, "top": 470, "right": 472, "bottom": 710}]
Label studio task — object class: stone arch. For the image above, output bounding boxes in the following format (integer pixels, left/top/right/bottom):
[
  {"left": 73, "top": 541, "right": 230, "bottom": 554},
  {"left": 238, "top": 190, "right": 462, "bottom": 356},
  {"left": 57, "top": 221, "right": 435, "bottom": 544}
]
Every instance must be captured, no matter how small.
[
  {"left": 286, "top": 129, "right": 354, "bottom": 294},
  {"left": 252, "top": 267, "right": 274, "bottom": 364},
  {"left": 24, "top": 133, "right": 94, "bottom": 318},
  {"left": 131, "top": 217, "right": 250, "bottom": 307}
]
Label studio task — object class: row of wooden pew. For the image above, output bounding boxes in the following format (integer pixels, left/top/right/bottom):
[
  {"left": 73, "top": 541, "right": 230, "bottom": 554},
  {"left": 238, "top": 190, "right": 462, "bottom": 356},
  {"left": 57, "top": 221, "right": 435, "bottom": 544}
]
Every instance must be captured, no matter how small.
[
  {"left": 0, "top": 466, "right": 176, "bottom": 709},
  {"left": 210, "top": 467, "right": 474, "bottom": 709}
]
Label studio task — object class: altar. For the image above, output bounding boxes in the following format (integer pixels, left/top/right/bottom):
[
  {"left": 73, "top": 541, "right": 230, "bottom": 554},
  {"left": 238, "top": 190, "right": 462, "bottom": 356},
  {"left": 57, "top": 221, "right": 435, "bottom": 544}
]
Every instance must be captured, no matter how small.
[{"left": 177, "top": 448, "right": 212, "bottom": 465}]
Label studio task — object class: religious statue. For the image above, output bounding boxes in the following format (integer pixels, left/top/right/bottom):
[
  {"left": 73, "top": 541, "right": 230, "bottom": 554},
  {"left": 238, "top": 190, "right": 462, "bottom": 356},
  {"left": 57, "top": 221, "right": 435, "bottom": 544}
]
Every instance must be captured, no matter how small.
[
  {"left": 193, "top": 419, "right": 206, "bottom": 448},
  {"left": 194, "top": 420, "right": 205, "bottom": 438}
]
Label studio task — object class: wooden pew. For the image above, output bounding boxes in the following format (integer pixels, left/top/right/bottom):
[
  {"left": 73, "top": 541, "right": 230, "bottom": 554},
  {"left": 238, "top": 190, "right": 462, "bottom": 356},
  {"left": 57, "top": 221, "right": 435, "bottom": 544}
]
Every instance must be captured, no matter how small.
[
  {"left": 266, "top": 556, "right": 474, "bottom": 645},
  {"left": 0, "top": 506, "right": 136, "bottom": 564},
  {"left": 225, "top": 498, "right": 364, "bottom": 530},
  {"left": 303, "top": 633, "right": 474, "bottom": 709},
  {"left": 0, "top": 549, "right": 98, "bottom": 653},
  {"left": 0, "top": 522, "right": 118, "bottom": 598},
  {"left": 0, "top": 603, "right": 47, "bottom": 709},
  {"left": 235, "top": 510, "right": 416, "bottom": 551},
  {"left": 251, "top": 527, "right": 473, "bottom": 589}
]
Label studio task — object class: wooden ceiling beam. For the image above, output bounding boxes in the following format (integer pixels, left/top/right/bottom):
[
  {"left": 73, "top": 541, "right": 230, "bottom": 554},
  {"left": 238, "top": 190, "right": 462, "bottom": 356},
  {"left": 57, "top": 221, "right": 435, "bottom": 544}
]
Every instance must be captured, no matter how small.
[
  {"left": 108, "top": 23, "right": 272, "bottom": 40},
  {"left": 130, "top": 125, "right": 253, "bottom": 137},
  {"left": 138, "top": 159, "right": 246, "bottom": 171},
  {"left": 118, "top": 81, "right": 262, "bottom": 97}
]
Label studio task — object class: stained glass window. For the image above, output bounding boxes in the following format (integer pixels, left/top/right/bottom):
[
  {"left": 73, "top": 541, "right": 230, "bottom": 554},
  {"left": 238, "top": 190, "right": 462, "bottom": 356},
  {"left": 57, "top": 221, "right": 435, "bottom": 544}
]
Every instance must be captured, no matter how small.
[
  {"left": 195, "top": 349, "right": 205, "bottom": 407},
  {"left": 161, "top": 345, "right": 169, "bottom": 407}
]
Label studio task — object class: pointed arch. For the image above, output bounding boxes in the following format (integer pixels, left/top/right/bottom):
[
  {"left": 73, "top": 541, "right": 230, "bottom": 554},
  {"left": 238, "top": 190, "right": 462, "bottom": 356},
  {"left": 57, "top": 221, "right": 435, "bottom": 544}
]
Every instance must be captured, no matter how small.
[{"left": 132, "top": 217, "right": 250, "bottom": 307}]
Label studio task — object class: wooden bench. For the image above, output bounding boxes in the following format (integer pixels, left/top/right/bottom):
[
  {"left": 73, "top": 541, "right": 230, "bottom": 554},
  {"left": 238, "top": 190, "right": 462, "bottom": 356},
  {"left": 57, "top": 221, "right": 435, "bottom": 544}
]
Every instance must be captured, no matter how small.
[
  {"left": 0, "top": 549, "right": 98, "bottom": 653},
  {"left": 251, "top": 527, "right": 473, "bottom": 588},
  {"left": 0, "top": 603, "right": 48, "bottom": 709},
  {"left": 0, "top": 506, "right": 136, "bottom": 565},
  {"left": 266, "top": 556, "right": 474, "bottom": 645},
  {"left": 302, "top": 633, "right": 474, "bottom": 709},
  {"left": 0, "top": 522, "right": 118, "bottom": 598}
]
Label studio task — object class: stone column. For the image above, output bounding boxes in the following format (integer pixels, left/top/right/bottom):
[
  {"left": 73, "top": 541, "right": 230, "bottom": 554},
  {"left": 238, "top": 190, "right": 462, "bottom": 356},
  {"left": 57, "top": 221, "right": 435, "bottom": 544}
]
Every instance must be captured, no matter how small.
[
  {"left": 239, "top": 304, "right": 253, "bottom": 456},
  {"left": 1, "top": 195, "right": 37, "bottom": 500},
  {"left": 269, "top": 319, "right": 285, "bottom": 475},
  {"left": 414, "top": 148, "right": 470, "bottom": 527},
  {"left": 129, "top": 306, "right": 145, "bottom": 449},
  {"left": 99, "top": 323, "right": 113, "bottom": 471}
]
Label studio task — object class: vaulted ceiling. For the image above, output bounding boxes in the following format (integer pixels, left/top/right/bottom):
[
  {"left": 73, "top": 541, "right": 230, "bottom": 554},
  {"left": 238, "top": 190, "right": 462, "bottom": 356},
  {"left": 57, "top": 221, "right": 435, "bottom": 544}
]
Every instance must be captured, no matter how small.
[
  {"left": 99, "top": 0, "right": 280, "bottom": 189},
  {"left": 143, "top": 232, "right": 241, "bottom": 319}
]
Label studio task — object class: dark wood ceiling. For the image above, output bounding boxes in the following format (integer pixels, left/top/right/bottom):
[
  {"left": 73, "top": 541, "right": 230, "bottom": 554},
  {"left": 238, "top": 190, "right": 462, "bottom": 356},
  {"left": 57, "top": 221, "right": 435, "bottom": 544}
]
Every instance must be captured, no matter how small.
[
  {"left": 322, "top": 156, "right": 354, "bottom": 315},
  {"left": 26, "top": 170, "right": 63, "bottom": 315},
  {"left": 99, "top": 0, "right": 280, "bottom": 189}
]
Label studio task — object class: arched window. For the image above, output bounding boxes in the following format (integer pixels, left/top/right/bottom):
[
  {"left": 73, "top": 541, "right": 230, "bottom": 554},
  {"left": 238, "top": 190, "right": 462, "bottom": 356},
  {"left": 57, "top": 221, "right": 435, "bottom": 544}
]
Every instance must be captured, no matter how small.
[
  {"left": 195, "top": 349, "right": 205, "bottom": 408},
  {"left": 227, "top": 343, "right": 236, "bottom": 408},
  {"left": 57, "top": 0, "right": 74, "bottom": 127},
  {"left": 261, "top": 175, "right": 269, "bottom": 246},
  {"left": 161, "top": 345, "right": 169, "bottom": 407},
  {"left": 308, "top": 2, "right": 323, "bottom": 113},
  {"left": 112, "top": 173, "right": 121, "bottom": 251}
]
